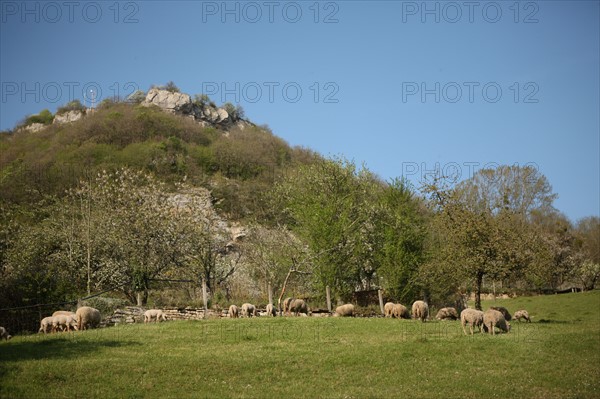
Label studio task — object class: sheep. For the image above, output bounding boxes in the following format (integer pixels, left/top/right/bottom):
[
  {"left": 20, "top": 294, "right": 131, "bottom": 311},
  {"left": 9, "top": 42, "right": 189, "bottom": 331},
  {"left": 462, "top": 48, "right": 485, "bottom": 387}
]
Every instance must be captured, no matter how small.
[
  {"left": 460, "top": 308, "right": 485, "bottom": 335},
  {"left": 412, "top": 300, "right": 429, "bottom": 322},
  {"left": 0, "top": 326, "right": 12, "bottom": 341},
  {"left": 334, "top": 304, "right": 354, "bottom": 317},
  {"left": 228, "top": 304, "right": 239, "bottom": 318},
  {"left": 514, "top": 310, "right": 531, "bottom": 323},
  {"left": 436, "top": 307, "right": 459, "bottom": 321},
  {"left": 265, "top": 303, "right": 276, "bottom": 317},
  {"left": 392, "top": 304, "right": 410, "bottom": 319},
  {"left": 241, "top": 303, "right": 257, "bottom": 318},
  {"left": 144, "top": 309, "right": 167, "bottom": 323},
  {"left": 39, "top": 316, "right": 55, "bottom": 334},
  {"left": 282, "top": 297, "right": 294, "bottom": 315},
  {"left": 53, "top": 314, "right": 78, "bottom": 332},
  {"left": 483, "top": 309, "right": 511, "bottom": 335},
  {"left": 76, "top": 306, "right": 101, "bottom": 331},
  {"left": 288, "top": 299, "right": 309, "bottom": 316},
  {"left": 384, "top": 302, "right": 395, "bottom": 317},
  {"left": 490, "top": 306, "right": 512, "bottom": 321},
  {"left": 52, "top": 310, "right": 76, "bottom": 317}
]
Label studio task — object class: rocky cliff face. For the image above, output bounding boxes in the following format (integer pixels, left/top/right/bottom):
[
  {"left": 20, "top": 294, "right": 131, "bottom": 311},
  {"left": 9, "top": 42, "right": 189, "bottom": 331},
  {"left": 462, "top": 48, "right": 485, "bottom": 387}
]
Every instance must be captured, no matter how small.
[
  {"left": 142, "top": 88, "right": 248, "bottom": 129},
  {"left": 54, "top": 110, "right": 84, "bottom": 124}
]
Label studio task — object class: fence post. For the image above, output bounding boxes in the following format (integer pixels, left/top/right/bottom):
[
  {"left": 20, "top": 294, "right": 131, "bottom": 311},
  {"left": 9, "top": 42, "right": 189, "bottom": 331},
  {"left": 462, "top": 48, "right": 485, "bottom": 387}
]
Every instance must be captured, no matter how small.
[
  {"left": 326, "top": 286, "right": 332, "bottom": 313},
  {"left": 378, "top": 289, "right": 385, "bottom": 315},
  {"left": 202, "top": 279, "right": 208, "bottom": 319}
]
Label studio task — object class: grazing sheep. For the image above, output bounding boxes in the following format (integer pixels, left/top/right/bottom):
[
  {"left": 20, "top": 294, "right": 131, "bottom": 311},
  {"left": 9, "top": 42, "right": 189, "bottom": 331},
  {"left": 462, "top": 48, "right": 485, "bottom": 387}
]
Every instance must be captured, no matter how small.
[
  {"left": 0, "top": 326, "right": 11, "bottom": 341},
  {"left": 265, "top": 303, "right": 276, "bottom": 317},
  {"left": 384, "top": 302, "right": 395, "bottom": 317},
  {"left": 490, "top": 306, "right": 512, "bottom": 321},
  {"left": 460, "top": 308, "right": 485, "bottom": 335},
  {"left": 144, "top": 309, "right": 167, "bottom": 323},
  {"left": 436, "top": 307, "right": 459, "bottom": 321},
  {"left": 483, "top": 309, "right": 511, "bottom": 335},
  {"left": 52, "top": 310, "right": 76, "bottom": 317},
  {"left": 412, "top": 301, "right": 429, "bottom": 322},
  {"left": 288, "top": 299, "right": 309, "bottom": 316},
  {"left": 392, "top": 304, "right": 410, "bottom": 319},
  {"left": 39, "top": 316, "right": 55, "bottom": 334},
  {"left": 514, "top": 310, "right": 531, "bottom": 323},
  {"left": 228, "top": 304, "right": 239, "bottom": 318},
  {"left": 76, "top": 306, "right": 101, "bottom": 331},
  {"left": 334, "top": 304, "right": 354, "bottom": 317},
  {"left": 53, "top": 315, "right": 79, "bottom": 332},
  {"left": 282, "top": 297, "right": 294, "bottom": 315},
  {"left": 241, "top": 303, "right": 257, "bottom": 318}
]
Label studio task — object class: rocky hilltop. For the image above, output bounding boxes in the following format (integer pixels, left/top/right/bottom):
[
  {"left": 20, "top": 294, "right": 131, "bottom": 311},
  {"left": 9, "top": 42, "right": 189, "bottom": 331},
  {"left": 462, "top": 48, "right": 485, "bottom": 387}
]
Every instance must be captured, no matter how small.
[{"left": 18, "top": 88, "right": 252, "bottom": 132}]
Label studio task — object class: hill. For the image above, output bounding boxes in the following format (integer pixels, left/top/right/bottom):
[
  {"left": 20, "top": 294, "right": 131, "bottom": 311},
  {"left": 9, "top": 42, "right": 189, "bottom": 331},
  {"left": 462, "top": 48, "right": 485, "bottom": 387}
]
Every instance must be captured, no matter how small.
[{"left": 0, "top": 92, "right": 317, "bottom": 220}]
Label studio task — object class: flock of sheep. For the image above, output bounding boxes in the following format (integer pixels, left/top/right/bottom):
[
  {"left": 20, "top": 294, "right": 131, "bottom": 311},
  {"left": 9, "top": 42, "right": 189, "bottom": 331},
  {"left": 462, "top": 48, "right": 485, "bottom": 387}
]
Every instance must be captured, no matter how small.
[
  {"left": 0, "top": 298, "right": 532, "bottom": 341},
  {"left": 384, "top": 301, "right": 531, "bottom": 335},
  {"left": 37, "top": 306, "right": 102, "bottom": 334},
  {"left": 226, "top": 298, "right": 355, "bottom": 319}
]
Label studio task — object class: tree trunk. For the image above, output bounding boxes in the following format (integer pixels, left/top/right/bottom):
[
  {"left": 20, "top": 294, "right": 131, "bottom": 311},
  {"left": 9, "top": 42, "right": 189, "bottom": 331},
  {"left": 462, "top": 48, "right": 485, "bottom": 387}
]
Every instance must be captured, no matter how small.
[
  {"left": 136, "top": 290, "right": 148, "bottom": 306},
  {"left": 475, "top": 271, "right": 484, "bottom": 310}
]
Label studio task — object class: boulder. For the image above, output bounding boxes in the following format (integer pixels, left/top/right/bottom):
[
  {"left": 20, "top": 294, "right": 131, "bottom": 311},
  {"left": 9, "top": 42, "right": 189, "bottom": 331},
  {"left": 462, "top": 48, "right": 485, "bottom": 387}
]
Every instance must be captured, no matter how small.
[
  {"left": 54, "top": 110, "right": 83, "bottom": 124},
  {"left": 143, "top": 88, "right": 193, "bottom": 113}
]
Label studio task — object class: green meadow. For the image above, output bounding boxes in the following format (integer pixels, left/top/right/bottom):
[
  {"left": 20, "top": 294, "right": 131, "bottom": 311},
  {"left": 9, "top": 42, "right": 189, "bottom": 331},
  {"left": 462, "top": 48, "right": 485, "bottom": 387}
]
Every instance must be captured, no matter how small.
[{"left": 1, "top": 291, "right": 599, "bottom": 398}]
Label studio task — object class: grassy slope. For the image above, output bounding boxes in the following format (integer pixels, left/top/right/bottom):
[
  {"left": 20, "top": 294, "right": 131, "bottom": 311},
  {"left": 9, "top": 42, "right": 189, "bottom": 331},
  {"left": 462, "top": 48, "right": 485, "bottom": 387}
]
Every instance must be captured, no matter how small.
[{"left": 1, "top": 291, "right": 599, "bottom": 399}]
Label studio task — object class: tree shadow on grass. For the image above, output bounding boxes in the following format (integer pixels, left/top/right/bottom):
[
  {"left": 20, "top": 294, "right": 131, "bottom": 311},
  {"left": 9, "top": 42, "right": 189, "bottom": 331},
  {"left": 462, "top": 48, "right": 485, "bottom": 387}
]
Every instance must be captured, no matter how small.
[{"left": 0, "top": 334, "right": 142, "bottom": 366}]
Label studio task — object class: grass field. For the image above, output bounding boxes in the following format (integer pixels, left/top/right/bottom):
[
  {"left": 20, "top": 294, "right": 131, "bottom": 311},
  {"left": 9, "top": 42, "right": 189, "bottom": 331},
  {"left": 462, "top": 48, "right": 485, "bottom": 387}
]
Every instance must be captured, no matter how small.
[{"left": 1, "top": 291, "right": 599, "bottom": 398}]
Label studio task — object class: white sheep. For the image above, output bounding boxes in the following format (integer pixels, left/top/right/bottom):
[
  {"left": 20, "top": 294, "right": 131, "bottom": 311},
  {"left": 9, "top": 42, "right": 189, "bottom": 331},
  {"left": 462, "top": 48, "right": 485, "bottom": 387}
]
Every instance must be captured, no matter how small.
[
  {"left": 288, "top": 299, "right": 309, "bottom": 316},
  {"left": 144, "top": 309, "right": 167, "bottom": 323},
  {"left": 0, "top": 326, "right": 12, "bottom": 341},
  {"left": 265, "top": 303, "right": 276, "bottom": 317},
  {"left": 334, "top": 304, "right": 354, "bottom": 317},
  {"left": 39, "top": 316, "right": 55, "bottom": 334},
  {"left": 490, "top": 306, "right": 512, "bottom": 321},
  {"left": 282, "top": 297, "right": 294, "bottom": 315},
  {"left": 412, "top": 300, "right": 429, "bottom": 322},
  {"left": 392, "top": 304, "right": 410, "bottom": 319},
  {"left": 435, "top": 307, "right": 459, "bottom": 321},
  {"left": 483, "top": 309, "right": 511, "bottom": 335},
  {"left": 384, "top": 302, "right": 395, "bottom": 317},
  {"left": 241, "top": 303, "right": 257, "bottom": 318},
  {"left": 52, "top": 314, "right": 78, "bottom": 332},
  {"left": 514, "top": 310, "right": 531, "bottom": 323},
  {"left": 460, "top": 308, "right": 484, "bottom": 335},
  {"left": 228, "top": 304, "right": 239, "bottom": 318},
  {"left": 52, "top": 310, "right": 76, "bottom": 317},
  {"left": 76, "top": 306, "right": 101, "bottom": 330}
]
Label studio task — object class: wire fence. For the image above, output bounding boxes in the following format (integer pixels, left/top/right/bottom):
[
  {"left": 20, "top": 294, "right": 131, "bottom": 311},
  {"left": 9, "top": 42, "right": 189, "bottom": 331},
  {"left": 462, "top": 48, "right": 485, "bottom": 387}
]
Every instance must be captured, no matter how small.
[{"left": 0, "top": 278, "right": 197, "bottom": 334}]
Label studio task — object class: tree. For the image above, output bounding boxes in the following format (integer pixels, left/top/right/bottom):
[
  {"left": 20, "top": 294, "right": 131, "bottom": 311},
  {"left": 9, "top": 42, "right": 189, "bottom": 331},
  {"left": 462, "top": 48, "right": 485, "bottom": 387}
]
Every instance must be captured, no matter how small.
[
  {"left": 241, "top": 224, "right": 311, "bottom": 301},
  {"left": 572, "top": 216, "right": 600, "bottom": 290},
  {"left": 273, "top": 160, "right": 427, "bottom": 303},
  {"left": 422, "top": 165, "right": 558, "bottom": 309}
]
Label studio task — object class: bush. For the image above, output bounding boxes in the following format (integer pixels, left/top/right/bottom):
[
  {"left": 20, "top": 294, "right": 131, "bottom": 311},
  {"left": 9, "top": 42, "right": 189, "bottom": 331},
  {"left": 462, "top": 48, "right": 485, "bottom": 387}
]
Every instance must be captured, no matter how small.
[
  {"left": 56, "top": 100, "right": 86, "bottom": 115},
  {"left": 156, "top": 81, "right": 180, "bottom": 93},
  {"left": 127, "top": 90, "right": 146, "bottom": 104},
  {"left": 80, "top": 296, "right": 130, "bottom": 316},
  {"left": 22, "top": 109, "right": 54, "bottom": 126}
]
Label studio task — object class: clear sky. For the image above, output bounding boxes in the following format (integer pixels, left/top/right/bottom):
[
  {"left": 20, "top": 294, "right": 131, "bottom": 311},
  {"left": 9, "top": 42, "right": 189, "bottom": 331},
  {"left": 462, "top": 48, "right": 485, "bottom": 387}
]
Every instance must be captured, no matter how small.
[{"left": 1, "top": 0, "right": 599, "bottom": 222}]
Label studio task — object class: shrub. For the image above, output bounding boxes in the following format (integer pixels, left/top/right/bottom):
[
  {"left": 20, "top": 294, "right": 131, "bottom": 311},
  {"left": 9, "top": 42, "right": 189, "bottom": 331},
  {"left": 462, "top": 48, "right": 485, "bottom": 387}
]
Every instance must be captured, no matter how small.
[
  {"left": 56, "top": 100, "right": 86, "bottom": 115},
  {"left": 22, "top": 109, "right": 54, "bottom": 126},
  {"left": 157, "top": 81, "right": 180, "bottom": 93},
  {"left": 127, "top": 90, "right": 146, "bottom": 104}
]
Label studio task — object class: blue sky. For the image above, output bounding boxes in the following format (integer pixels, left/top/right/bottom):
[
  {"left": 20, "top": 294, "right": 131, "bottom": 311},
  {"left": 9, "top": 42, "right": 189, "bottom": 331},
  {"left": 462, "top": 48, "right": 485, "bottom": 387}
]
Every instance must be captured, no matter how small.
[{"left": 1, "top": 0, "right": 599, "bottom": 222}]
